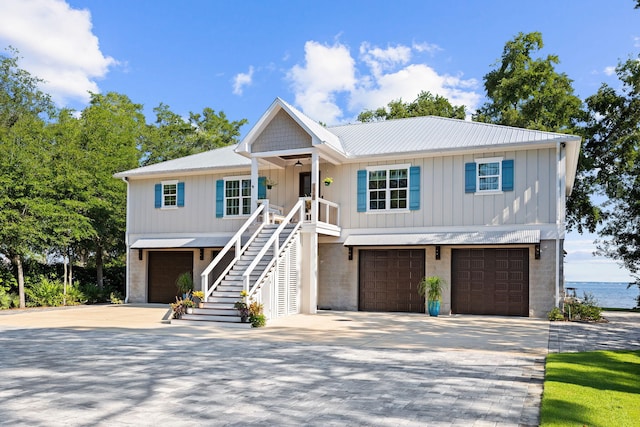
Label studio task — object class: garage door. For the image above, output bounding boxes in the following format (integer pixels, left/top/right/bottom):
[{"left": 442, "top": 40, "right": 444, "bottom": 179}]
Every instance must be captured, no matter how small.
[
  {"left": 359, "top": 249, "right": 425, "bottom": 313},
  {"left": 452, "top": 248, "right": 529, "bottom": 316},
  {"left": 148, "top": 251, "right": 193, "bottom": 303}
]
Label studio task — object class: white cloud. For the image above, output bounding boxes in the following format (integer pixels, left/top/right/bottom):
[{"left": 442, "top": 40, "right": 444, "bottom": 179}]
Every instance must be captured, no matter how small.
[
  {"left": 412, "top": 41, "right": 442, "bottom": 54},
  {"left": 287, "top": 41, "right": 356, "bottom": 124},
  {"left": 634, "top": 36, "right": 640, "bottom": 48},
  {"left": 286, "top": 40, "right": 480, "bottom": 125},
  {"left": 603, "top": 66, "right": 616, "bottom": 76},
  {"left": 232, "top": 66, "right": 254, "bottom": 95},
  {"left": 359, "top": 42, "right": 412, "bottom": 78},
  {"left": 0, "top": 0, "right": 116, "bottom": 106}
]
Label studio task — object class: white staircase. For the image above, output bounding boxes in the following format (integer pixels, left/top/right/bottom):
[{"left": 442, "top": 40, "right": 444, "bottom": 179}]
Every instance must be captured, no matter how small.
[{"left": 172, "top": 200, "right": 304, "bottom": 327}]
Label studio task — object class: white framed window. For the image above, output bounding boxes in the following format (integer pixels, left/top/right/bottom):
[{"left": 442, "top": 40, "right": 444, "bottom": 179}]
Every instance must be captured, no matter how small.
[
  {"left": 224, "top": 176, "right": 251, "bottom": 216},
  {"left": 161, "top": 180, "right": 178, "bottom": 208},
  {"left": 476, "top": 157, "right": 502, "bottom": 193},
  {"left": 367, "top": 164, "right": 410, "bottom": 211}
]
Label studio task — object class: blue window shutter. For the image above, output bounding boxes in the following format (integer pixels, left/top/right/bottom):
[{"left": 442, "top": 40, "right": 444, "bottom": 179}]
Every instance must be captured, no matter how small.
[
  {"left": 154, "top": 184, "right": 162, "bottom": 208},
  {"left": 258, "top": 176, "right": 266, "bottom": 199},
  {"left": 502, "top": 159, "right": 514, "bottom": 191},
  {"left": 177, "top": 182, "right": 185, "bottom": 207},
  {"left": 409, "top": 166, "right": 420, "bottom": 211},
  {"left": 215, "top": 179, "right": 224, "bottom": 218},
  {"left": 465, "top": 162, "right": 476, "bottom": 193},
  {"left": 357, "top": 170, "right": 367, "bottom": 212}
]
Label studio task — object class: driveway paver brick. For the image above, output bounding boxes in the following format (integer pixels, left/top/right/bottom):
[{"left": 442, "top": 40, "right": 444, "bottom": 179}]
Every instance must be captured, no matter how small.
[{"left": 1, "top": 306, "right": 635, "bottom": 426}]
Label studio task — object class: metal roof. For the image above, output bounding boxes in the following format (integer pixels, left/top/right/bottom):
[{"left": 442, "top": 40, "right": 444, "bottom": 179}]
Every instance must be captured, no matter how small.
[
  {"left": 114, "top": 145, "right": 250, "bottom": 179},
  {"left": 328, "top": 116, "right": 579, "bottom": 157},
  {"left": 130, "top": 236, "right": 232, "bottom": 249},
  {"left": 115, "top": 98, "right": 581, "bottom": 182},
  {"left": 343, "top": 230, "right": 541, "bottom": 246}
]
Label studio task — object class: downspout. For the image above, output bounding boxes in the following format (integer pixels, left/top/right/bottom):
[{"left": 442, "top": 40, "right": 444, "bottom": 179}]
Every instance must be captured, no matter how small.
[
  {"left": 121, "top": 177, "right": 131, "bottom": 304},
  {"left": 555, "top": 142, "right": 565, "bottom": 308}
]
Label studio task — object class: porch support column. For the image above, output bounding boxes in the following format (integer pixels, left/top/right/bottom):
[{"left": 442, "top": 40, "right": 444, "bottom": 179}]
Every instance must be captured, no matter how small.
[
  {"left": 251, "top": 157, "right": 259, "bottom": 212},
  {"left": 311, "top": 150, "right": 319, "bottom": 223},
  {"left": 300, "top": 229, "right": 318, "bottom": 314}
]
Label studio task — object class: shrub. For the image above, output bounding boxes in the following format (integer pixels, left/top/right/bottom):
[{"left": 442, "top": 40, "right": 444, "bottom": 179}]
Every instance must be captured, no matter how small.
[
  {"left": 79, "top": 283, "right": 106, "bottom": 304},
  {"left": 547, "top": 306, "right": 564, "bottom": 321},
  {"left": 110, "top": 291, "right": 124, "bottom": 304},
  {"left": 566, "top": 292, "right": 602, "bottom": 321},
  {"left": 63, "top": 284, "right": 85, "bottom": 305},
  {"left": 25, "top": 276, "right": 64, "bottom": 307},
  {"left": 0, "top": 290, "right": 12, "bottom": 309}
]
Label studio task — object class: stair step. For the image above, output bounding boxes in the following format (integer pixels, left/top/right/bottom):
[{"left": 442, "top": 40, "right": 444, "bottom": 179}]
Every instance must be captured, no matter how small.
[
  {"left": 207, "top": 296, "right": 237, "bottom": 304},
  {"left": 214, "top": 291, "right": 244, "bottom": 298},
  {"left": 202, "top": 302, "right": 236, "bottom": 310},
  {"left": 171, "top": 318, "right": 252, "bottom": 328},
  {"left": 217, "top": 285, "right": 244, "bottom": 293},
  {"left": 181, "top": 313, "right": 246, "bottom": 322},
  {"left": 192, "top": 307, "right": 238, "bottom": 316}
]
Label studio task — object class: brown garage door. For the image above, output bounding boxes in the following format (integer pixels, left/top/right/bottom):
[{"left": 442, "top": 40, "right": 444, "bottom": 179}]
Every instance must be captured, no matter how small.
[
  {"left": 452, "top": 248, "right": 529, "bottom": 316},
  {"left": 359, "top": 249, "right": 425, "bottom": 313},
  {"left": 148, "top": 251, "right": 194, "bottom": 303}
]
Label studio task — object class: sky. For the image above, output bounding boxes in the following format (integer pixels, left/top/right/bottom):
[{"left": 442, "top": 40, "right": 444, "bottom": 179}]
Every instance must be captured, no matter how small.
[{"left": 0, "top": 0, "right": 638, "bottom": 283}]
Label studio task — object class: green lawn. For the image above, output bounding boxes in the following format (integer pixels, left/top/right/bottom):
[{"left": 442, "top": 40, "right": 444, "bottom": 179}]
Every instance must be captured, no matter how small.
[{"left": 540, "top": 350, "right": 640, "bottom": 426}]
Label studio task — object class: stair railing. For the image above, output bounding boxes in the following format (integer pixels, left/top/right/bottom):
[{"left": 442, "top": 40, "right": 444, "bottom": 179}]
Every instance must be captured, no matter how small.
[
  {"left": 201, "top": 202, "right": 269, "bottom": 299},
  {"left": 242, "top": 199, "right": 305, "bottom": 302}
]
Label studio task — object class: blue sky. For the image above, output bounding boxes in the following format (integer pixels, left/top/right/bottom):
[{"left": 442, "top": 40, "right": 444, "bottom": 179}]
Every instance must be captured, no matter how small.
[{"left": 0, "top": 0, "right": 638, "bottom": 282}]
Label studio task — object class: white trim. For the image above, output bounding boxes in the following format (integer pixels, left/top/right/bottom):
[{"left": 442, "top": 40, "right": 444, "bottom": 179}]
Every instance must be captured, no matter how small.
[
  {"left": 223, "top": 175, "right": 252, "bottom": 218},
  {"left": 365, "top": 163, "right": 411, "bottom": 213},
  {"left": 474, "top": 156, "right": 503, "bottom": 194},
  {"left": 160, "top": 179, "right": 178, "bottom": 209}
]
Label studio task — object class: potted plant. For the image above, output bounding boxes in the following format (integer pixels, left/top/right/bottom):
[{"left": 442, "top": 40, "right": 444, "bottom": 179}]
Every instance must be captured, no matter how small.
[
  {"left": 265, "top": 178, "right": 277, "bottom": 190},
  {"left": 249, "top": 300, "right": 266, "bottom": 327},
  {"left": 182, "top": 298, "right": 196, "bottom": 314},
  {"left": 323, "top": 177, "right": 333, "bottom": 186},
  {"left": 170, "top": 297, "right": 187, "bottom": 319},
  {"left": 418, "top": 276, "right": 446, "bottom": 317},
  {"left": 176, "top": 272, "right": 193, "bottom": 299},
  {"left": 234, "top": 290, "right": 250, "bottom": 322},
  {"left": 192, "top": 290, "right": 205, "bottom": 308}
]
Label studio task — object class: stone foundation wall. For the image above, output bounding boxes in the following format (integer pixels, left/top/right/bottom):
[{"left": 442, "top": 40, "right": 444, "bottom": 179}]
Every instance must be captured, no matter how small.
[
  {"left": 318, "top": 243, "right": 358, "bottom": 310},
  {"left": 529, "top": 239, "right": 559, "bottom": 317}
]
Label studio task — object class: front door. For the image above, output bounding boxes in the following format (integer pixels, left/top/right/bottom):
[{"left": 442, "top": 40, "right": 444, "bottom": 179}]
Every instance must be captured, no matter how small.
[{"left": 299, "top": 172, "right": 311, "bottom": 197}]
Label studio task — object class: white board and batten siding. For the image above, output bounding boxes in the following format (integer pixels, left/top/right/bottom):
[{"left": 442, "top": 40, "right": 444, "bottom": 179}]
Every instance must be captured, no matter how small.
[
  {"left": 322, "top": 147, "right": 557, "bottom": 231},
  {"left": 128, "top": 174, "right": 249, "bottom": 235}
]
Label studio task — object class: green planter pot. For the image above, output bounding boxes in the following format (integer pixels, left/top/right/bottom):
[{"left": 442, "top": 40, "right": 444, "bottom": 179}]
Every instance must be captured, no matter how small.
[{"left": 427, "top": 300, "right": 441, "bottom": 317}]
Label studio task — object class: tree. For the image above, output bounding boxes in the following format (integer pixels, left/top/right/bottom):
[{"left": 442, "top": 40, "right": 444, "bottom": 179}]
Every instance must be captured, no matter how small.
[
  {"left": 357, "top": 91, "right": 466, "bottom": 122},
  {"left": 77, "top": 92, "right": 144, "bottom": 287},
  {"left": 578, "top": 57, "right": 640, "bottom": 286},
  {"left": 0, "top": 48, "right": 57, "bottom": 307},
  {"left": 141, "top": 104, "right": 247, "bottom": 166},
  {"left": 473, "top": 32, "right": 583, "bottom": 132},
  {"left": 46, "top": 109, "right": 96, "bottom": 289}
]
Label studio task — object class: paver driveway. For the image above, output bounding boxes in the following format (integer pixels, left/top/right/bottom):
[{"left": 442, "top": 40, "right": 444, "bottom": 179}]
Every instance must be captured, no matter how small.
[{"left": 0, "top": 306, "right": 548, "bottom": 426}]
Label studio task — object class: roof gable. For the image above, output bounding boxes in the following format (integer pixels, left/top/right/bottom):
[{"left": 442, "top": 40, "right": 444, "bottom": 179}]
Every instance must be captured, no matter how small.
[
  {"left": 236, "top": 97, "right": 345, "bottom": 156},
  {"left": 251, "top": 109, "right": 312, "bottom": 153}
]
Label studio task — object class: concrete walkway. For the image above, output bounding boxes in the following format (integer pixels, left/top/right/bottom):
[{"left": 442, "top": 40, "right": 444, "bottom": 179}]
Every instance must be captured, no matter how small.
[{"left": 0, "top": 305, "right": 634, "bottom": 427}]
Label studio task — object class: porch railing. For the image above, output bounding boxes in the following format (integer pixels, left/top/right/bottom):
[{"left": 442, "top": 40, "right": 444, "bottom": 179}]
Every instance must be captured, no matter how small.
[
  {"left": 201, "top": 202, "right": 268, "bottom": 299},
  {"left": 243, "top": 199, "right": 305, "bottom": 301}
]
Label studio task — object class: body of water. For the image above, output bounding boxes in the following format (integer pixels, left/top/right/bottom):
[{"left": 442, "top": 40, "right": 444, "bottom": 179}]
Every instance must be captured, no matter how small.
[{"left": 565, "top": 281, "right": 638, "bottom": 309}]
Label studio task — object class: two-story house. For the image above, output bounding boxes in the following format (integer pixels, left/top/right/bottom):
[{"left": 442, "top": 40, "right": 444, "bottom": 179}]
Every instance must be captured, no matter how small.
[{"left": 114, "top": 97, "right": 580, "bottom": 322}]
